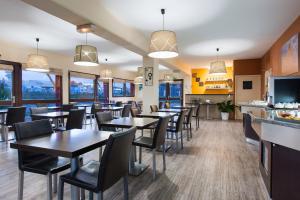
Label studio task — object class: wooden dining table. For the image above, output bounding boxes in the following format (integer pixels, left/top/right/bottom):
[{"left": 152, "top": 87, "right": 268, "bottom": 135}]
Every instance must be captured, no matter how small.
[
  {"left": 137, "top": 112, "right": 177, "bottom": 118},
  {"left": 31, "top": 111, "right": 69, "bottom": 128},
  {"left": 99, "top": 106, "right": 123, "bottom": 116},
  {"left": 158, "top": 108, "right": 186, "bottom": 113},
  {"left": 100, "top": 117, "right": 159, "bottom": 176},
  {"left": 10, "top": 129, "right": 113, "bottom": 200}
]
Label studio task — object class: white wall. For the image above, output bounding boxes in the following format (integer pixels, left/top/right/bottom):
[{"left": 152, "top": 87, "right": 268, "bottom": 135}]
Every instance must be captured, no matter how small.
[{"left": 0, "top": 39, "right": 137, "bottom": 103}]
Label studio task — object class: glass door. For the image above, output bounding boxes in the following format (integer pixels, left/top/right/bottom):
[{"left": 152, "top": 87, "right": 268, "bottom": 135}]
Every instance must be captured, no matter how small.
[{"left": 159, "top": 79, "right": 183, "bottom": 107}]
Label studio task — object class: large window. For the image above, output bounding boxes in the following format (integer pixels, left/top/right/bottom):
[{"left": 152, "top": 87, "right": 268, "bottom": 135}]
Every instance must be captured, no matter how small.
[
  {"left": 22, "top": 70, "right": 58, "bottom": 100},
  {"left": 112, "top": 78, "right": 135, "bottom": 97},
  {"left": 97, "top": 80, "right": 109, "bottom": 102},
  {"left": 0, "top": 67, "right": 13, "bottom": 101},
  {"left": 69, "top": 72, "right": 95, "bottom": 100},
  {"left": 159, "top": 79, "right": 183, "bottom": 107}
]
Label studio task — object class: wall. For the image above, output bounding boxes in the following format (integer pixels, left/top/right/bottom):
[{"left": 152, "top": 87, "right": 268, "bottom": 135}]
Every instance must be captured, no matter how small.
[
  {"left": 191, "top": 67, "right": 233, "bottom": 94},
  {"left": 0, "top": 39, "right": 137, "bottom": 103},
  {"left": 233, "top": 59, "right": 262, "bottom": 75}
]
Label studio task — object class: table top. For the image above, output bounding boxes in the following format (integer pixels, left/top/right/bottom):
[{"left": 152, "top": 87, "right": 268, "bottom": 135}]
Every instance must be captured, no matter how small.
[
  {"left": 158, "top": 108, "right": 186, "bottom": 113},
  {"left": 101, "top": 103, "right": 116, "bottom": 106},
  {"left": 0, "top": 109, "right": 8, "bottom": 114},
  {"left": 171, "top": 105, "right": 196, "bottom": 109},
  {"left": 100, "top": 106, "right": 123, "bottom": 111},
  {"left": 76, "top": 104, "right": 92, "bottom": 107},
  {"left": 100, "top": 117, "right": 158, "bottom": 129},
  {"left": 31, "top": 111, "right": 69, "bottom": 119},
  {"left": 10, "top": 129, "right": 112, "bottom": 158},
  {"left": 47, "top": 106, "right": 61, "bottom": 110},
  {"left": 137, "top": 112, "right": 177, "bottom": 118}
]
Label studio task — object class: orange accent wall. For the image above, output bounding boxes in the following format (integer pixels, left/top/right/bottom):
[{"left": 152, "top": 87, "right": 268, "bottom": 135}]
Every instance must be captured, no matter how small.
[
  {"left": 234, "top": 59, "right": 262, "bottom": 75},
  {"left": 191, "top": 67, "right": 233, "bottom": 94}
]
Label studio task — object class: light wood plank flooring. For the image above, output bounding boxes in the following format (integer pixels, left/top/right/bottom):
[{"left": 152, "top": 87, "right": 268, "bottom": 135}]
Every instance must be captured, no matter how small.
[{"left": 0, "top": 120, "right": 268, "bottom": 200}]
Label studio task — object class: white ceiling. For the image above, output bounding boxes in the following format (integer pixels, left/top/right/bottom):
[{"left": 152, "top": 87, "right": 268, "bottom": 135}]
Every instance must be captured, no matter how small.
[
  {"left": 0, "top": 0, "right": 147, "bottom": 71},
  {"left": 102, "top": 0, "right": 300, "bottom": 68}
]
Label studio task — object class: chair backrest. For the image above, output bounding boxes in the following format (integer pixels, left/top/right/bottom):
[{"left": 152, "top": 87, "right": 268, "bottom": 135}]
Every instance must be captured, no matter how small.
[
  {"left": 186, "top": 108, "right": 193, "bottom": 124},
  {"left": 175, "top": 110, "right": 186, "bottom": 132},
  {"left": 115, "top": 101, "right": 123, "bottom": 107},
  {"left": 165, "top": 102, "right": 170, "bottom": 109},
  {"left": 66, "top": 109, "right": 85, "bottom": 130},
  {"left": 153, "top": 116, "right": 170, "bottom": 148},
  {"left": 62, "top": 104, "right": 74, "bottom": 112},
  {"left": 159, "top": 102, "right": 164, "bottom": 109},
  {"left": 14, "top": 119, "right": 54, "bottom": 169},
  {"left": 130, "top": 108, "right": 140, "bottom": 117},
  {"left": 91, "top": 102, "right": 102, "bottom": 114},
  {"left": 122, "top": 104, "right": 131, "bottom": 117},
  {"left": 150, "top": 105, "right": 158, "bottom": 112},
  {"left": 30, "top": 107, "right": 48, "bottom": 121},
  {"left": 95, "top": 111, "right": 116, "bottom": 132},
  {"left": 98, "top": 127, "right": 136, "bottom": 191},
  {"left": 6, "top": 106, "right": 26, "bottom": 126},
  {"left": 195, "top": 104, "right": 201, "bottom": 117}
]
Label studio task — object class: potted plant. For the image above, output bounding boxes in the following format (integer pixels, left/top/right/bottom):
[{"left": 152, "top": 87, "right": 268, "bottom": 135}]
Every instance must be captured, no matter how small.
[{"left": 217, "top": 100, "right": 234, "bottom": 120}]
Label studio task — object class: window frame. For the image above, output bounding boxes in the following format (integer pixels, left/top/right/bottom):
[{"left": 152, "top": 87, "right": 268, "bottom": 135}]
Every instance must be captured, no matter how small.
[
  {"left": 112, "top": 78, "right": 135, "bottom": 97},
  {"left": 97, "top": 79, "right": 109, "bottom": 103}
]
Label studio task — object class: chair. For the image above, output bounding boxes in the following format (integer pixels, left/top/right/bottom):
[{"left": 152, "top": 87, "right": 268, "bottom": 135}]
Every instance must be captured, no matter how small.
[
  {"left": 184, "top": 108, "right": 193, "bottom": 140},
  {"left": 192, "top": 104, "right": 201, "bottom": 129},
  {"left": 167, "top": 110, "right": 186, "bottom": 152},
  {"left": 14, "top": 119, "right": 71, "bottom": 200},
  {"left": 0, "top": 106, "right": 26, "bottom": 143},
  {"left": 159, "top": 102, "right": 164, "bottom": 109},
  {"left": 95, "top": 111, "right": 116, "bottom": 132},
  {"left": 115, "top": 101, "right": 123, "bottom": 107},
  {"left": 56, "top": 109, "right": 85, "bottom": 131},
  {"left": 30, "top": 107, "right": 48, "bottom": 121},
  {"left": 164, "top": 102, "right": 170, "bottom": 109},
  {"left": 130, "top": 107, "right": 141, "bottom": 117},
  {"left": 122, "top": 104, "right": 131, "bottom": 117},
  {"left": 133, "top": 116, "right": 170, "bottom": 180},
  {"left": 86, "top": 102, "right": 102, "bottom": 124},
  {"left": 58, "top": 127, "right": 136, "bottom": 200},
  {"left": 150, "top": 105, "right": 158, "bottom": 112},
  {"left": 61, "top": 104, "right": 74, "bottom": 112}
]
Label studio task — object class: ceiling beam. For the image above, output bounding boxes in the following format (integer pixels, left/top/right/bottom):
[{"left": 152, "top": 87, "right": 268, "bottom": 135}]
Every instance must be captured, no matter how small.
[{"left": 22, "top": 0, "right": 191, "bottom": 75}]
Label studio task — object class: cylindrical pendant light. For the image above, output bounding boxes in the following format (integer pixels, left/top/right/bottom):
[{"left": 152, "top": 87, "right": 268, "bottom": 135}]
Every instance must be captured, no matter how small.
[
  {"left": 74, "top": 24, "right": 99, "bottom": 66},
  {"left": 26, "top": 38, "right": 49, "bottom": 72},
  {"left": 209, "top": 48, "right": 227, "bottom": 75},
  {"left": 100, "top": 58, "right": 112, "bottom": 79},
  {"left": 148, "top": 9, "right": 179, "bottom": 59}
]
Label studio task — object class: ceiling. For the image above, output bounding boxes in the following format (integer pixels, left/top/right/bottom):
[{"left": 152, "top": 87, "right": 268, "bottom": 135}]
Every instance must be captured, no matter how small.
[{"left": 102, "top": 0, "right": 300, "bottom": 68}]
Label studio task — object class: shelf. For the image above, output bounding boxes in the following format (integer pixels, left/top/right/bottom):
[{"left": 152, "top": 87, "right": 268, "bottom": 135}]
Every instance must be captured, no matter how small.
[
  {"left": 205, "top": 79, "right": 228, "bottom": 82},
  {"left": 205, "top": 88, "right": 231, "bottom": 90}
]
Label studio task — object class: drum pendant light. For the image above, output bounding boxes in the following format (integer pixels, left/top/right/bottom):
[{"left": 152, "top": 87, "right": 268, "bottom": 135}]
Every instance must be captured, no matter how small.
[
  {"left": 26, "top": 38, "right": 49, "bottom": 72},
  {"left": 100, "top": 58, "right": 113, "bottom": 79},
  {"left": 74, "top": 24, "right": 99, "bottom": 66},
  {"left": 148, "top": 9, "right": 179, "bottom": 59},
  {"left": 209, "top": 48, "right": 227, "bottom": 75}
]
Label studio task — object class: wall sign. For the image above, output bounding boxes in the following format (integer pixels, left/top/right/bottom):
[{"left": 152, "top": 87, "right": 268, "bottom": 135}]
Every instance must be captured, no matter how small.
[
  {"left": 243, "top": 81, "right": 253, "bottom": 89},
  {"left": 144, "top": 67, "right": 153, "bottom": 86}
]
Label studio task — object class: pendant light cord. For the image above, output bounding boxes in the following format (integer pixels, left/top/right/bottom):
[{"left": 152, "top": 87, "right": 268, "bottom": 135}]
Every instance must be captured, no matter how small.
[
  {"left": 216, "top": 48, "right": 219, "bottom": 62},
  {"left": 85, "top": 33, "right": 88, "bottom": 45},
  {"left": 161, "top": 9, "right": 165, "bottom": 30},
  {"left": 36, "top": 38, "right": 39, "bottom": 55}
]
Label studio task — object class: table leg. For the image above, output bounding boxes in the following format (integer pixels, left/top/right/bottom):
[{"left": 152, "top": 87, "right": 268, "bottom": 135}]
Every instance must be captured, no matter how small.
[
  {"left": 206, "top": 104, "right": 210, "bottom": 120},
  {"left": 70, "top": 157, "right": 80, "bottom": 200}
]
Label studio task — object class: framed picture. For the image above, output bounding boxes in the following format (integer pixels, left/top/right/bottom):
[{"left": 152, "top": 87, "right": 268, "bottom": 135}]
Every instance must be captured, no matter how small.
[
  {"left": 192, "top": 73, "right": 197, "bottom": 78},
  {"left": 243, "top": 81, "right": 252, "bottom": 89},
  {"left": 199, "top": 82, "right": 204, "bottom": 86},
  {"left": 144, "top": 67, "right": 153, "bottom": 86},
  {"left": 281, "top": 33, "right": 299, "bottom": 74},
  {"left": 196, "top": 77, "right": 200, "bottom": 82}
]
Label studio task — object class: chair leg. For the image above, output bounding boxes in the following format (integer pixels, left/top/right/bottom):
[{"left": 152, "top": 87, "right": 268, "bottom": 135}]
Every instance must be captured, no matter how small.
[
  {"left": 190, "top": 123, "right": 192, "bottom": 138},
  {"left": 180, "top": 130, "right": 184, "bottom": 149},
  {"left": 175, "top": 132, "right": 179, "bottom": 153},
  {"left": 53, "top": 174, "right": 58, "bottom": 193},
  {"left": 152, "top": 149, "right": 156, "bottom": 180},
  {"left": 96, "top": 192, "right": 103, "bottom": 200},
  {"left": 99, "top": 147, "right": 103, "bottom": 161},
  {"left": 4, "top": 126, "right": 8, "bottom": 144},
  {"left": 162, "top": 144, "right": 166, "bottom": 171},
  {"left": 47, "top": 173, "right": 52, "bottom": 200},
  {"left": 139, "top": 146, "right": 142, "bottom": 164},
  {"left": 123, "top": 176, "right": 129, "bottom": 200},
  {"left": 81, "top": 188, "right": 85, "bottom": 200},
  {"left": 186, "top": 124, "right": 190, "bottom": 141},
  {"left": 18, "top": 170, "right": 24, "bottom": 200},
  {"left": 58, "top": 178, "right": 64, "bottom": 200},
  {"left": 89, "top": 191, "right": 93, "bottom": 200}
]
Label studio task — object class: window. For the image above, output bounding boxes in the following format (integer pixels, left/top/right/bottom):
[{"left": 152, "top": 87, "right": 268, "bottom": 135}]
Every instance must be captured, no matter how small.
[
  {"left": 112, "top": 79, "right": 135, "bottom": 97},
  {"left": 97, "top": 80, "right": 109, "bottom": 102},
  {"left": 0, "top": 68, "right": 13, "bottom": 101},
  {"left": 69, "top": 73, "right": 95, "bottom": 100},
  {"left": 22, "top": 70, "right": 58, "bottom": 100}
]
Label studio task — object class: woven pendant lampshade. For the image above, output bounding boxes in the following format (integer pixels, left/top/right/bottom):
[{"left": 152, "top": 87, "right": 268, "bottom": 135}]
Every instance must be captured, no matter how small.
[
  {"left": 209, "top": 48, "right": 227, "bottom": 75},
  {"left": 148, "top": 9, "right": 179, "bottom": 59},
  {"left": 74, "top": 45, "right": 99, "bottom": 66},
  {"left": 26, "top": 38, "right": 49, "bottom": 72}
]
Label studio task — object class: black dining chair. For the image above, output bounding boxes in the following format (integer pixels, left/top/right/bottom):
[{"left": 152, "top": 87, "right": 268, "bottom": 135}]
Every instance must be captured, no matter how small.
[
  {"left": 58, "top": 127, "right": 136, "bottom": 200},
  {"left": 115, "top": 101, "right": 123, "bottom": 107},
  {"left": 150, "top": 105, "right": 159, "bottom": 112},
  {"left": 14, "top": 119, "right": 71, "bottom": 200},
  {"left": 167, "top": 110, "right": 186, "bottom": 152},
  {"left": 122, "top": 104, "right": 131, "bottom": 117},
  {"left": 30, "top": 107, "right": 49, "bottom": 121},
  {"left": 0, "top": 106, "right": 26, "bottom": 143},
  {"left": 61, "top": 104, "right": 74, "bottom": 112},
  {"left": 192, "top": 104, "right": 201, "bottom": 129},
  {"left": 164, "top": 102, "right": 171, "bottom": 109},
  {"left": 130, "top": 107, "right": 141, "bottom": 117},
  {"left": 56, "top": 109, "right": 85, "bottom": 131},
  {"left": 133, "top": 116, "right": 170, "bottom": 180},
  {"left": 86, "top": 102, "right": 102, "bottom": 124},
  {"left": 184, "top": 108, "right": 194, "bottom": 140},
  {"left": 95, "top": 111, "right": 116, "bottom": 132},
  {"left": 159, "top": 102, "right": 164, "bottom": 109}
]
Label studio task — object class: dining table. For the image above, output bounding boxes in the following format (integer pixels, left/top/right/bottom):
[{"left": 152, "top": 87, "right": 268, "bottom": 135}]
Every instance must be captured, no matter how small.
[
  {"left": 100, "top": 117, "right": 159, "bottom": 176},
  {"left": 10, "top": 129, "right": 113, "bottom": 200},
  {"left": 137, "top": 112, "right": 177, "bottom": 118},
  {"left": 31, "top": 111, "right": 69, "bottom": 128},
  {"left": 158, "top": 108, "right": 186, "bottom": 113},
  {"left": 0, "top": 109, "right": 8, "bottom": 123},
  {"left": 99, "top": 106, "right": 123, "bottom": 116}
]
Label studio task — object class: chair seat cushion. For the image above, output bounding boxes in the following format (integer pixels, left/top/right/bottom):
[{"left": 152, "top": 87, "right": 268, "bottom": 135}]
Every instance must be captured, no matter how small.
[
  {"left": 60, "top": 160, "right": 100, "bottom": 192},
  {"left": 22, "top": 157, "right": 70, "bottom": 175},
  {"left": 132, "top": 136, "right": 154, "bottom": 148}
]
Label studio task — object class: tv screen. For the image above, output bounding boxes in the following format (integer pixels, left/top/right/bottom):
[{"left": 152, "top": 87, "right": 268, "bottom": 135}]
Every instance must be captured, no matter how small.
[{"left": 274, "top": 78, "right": 300, "bottom": 103}]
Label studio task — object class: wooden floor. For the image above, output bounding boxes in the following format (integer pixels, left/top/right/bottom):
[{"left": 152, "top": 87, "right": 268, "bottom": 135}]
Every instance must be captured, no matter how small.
[{"left": 0, "top": 120, "right": 269, "bottom": 200}]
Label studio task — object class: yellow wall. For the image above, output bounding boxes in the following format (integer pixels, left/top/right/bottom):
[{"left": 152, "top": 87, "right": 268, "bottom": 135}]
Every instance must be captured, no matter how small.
[{"left": 191, "top": 67, "right": 233, "bottom": 94}]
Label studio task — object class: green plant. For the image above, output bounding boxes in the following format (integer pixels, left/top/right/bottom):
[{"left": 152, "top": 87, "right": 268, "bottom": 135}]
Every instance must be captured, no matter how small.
[{"left": 217, "top": 100, "right": 234, "bottom": 113}]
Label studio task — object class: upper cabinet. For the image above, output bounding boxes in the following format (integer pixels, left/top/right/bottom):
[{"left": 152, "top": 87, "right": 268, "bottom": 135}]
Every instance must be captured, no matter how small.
[{"left": 280, "top": 33, "right": 300, "bottom": 75}]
